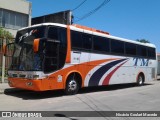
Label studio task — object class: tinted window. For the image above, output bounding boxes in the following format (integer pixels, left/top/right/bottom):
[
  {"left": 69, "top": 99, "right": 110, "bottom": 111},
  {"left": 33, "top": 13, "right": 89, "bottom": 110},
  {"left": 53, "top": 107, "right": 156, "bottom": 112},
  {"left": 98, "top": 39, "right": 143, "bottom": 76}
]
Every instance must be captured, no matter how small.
[
  {"left": 44, "top": 27, "right": 67, "bottom": 73},
  {"left": 125, "top": 42, "right": 137, "bottom": 55},
  {"left": 15, "top": 26, "right": 46, "bottom": 43},
  {"left": 48, "top": 27, "right": 58, "bottom": 40},
  {"left": 93, "top": 36, "right": 110, "bottom": 52},
  {"left": 111, "top": 39, "right": 124, "bottom": 54},
  {"left": 71, "top": 31, "right": 83, "bottom": 49},
  {"left": 82, "top": 33, "right": 92, "bottom": 50},
  {"left": 48, "top": 27, "right": 67, "bottom": 48},
  {"left": 148, "top": 47, "right": 156, "bottom": 59},
  {"left": 137, "top": 45, "right": 147, "bottom": 57}
]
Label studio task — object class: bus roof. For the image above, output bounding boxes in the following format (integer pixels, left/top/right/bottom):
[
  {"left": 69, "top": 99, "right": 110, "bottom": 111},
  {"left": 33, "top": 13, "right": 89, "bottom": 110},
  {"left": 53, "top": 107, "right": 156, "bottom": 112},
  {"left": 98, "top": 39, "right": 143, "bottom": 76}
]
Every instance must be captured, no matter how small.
[{"left": 18, "top": 23, "right": 156, "bottom": 48}]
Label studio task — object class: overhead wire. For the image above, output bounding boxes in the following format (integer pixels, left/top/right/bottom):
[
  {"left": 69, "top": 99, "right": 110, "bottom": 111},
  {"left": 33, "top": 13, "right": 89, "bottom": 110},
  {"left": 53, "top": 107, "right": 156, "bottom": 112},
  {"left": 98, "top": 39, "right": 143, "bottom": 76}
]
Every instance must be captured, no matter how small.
[
  {"left": 72, "top": 0, "right": 88, "bottom": 11},
  {"left": 74, "top": 0, "right": 110, "bottom": 22}
]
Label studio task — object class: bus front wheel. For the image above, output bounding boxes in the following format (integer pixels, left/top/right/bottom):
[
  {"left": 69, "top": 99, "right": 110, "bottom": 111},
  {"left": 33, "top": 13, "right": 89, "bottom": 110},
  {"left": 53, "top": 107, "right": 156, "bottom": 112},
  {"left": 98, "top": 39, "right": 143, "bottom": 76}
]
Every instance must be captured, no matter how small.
[{"left": 65, "top": 75, "right": 79, "bottom": 95}]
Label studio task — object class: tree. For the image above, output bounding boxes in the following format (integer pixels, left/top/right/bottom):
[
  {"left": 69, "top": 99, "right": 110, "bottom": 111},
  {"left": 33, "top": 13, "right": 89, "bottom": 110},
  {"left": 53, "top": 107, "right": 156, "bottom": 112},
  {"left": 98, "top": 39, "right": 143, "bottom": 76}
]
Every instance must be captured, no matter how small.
[
  {"left": 0, "top": 27, "right": 14, "bottom": 39},
  {"left": 136, "top": 39, "right": 150, "bottom": 43}
]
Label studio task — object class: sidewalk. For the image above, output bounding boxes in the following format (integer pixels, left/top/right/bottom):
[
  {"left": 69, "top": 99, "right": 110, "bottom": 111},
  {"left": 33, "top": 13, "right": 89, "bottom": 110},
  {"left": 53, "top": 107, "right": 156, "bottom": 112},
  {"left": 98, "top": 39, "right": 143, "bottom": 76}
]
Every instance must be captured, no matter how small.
[
  {"left": 0, "top": 83, "right": 9, "bottom": 94},
  {"left": 0, "top": 82, "right": 22, "bottom": 94}
]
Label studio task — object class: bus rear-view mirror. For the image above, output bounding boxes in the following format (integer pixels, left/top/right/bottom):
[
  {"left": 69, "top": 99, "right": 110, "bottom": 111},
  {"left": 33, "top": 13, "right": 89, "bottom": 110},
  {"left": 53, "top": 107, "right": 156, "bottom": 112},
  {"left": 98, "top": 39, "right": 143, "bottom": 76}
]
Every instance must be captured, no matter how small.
[{"left": 33, "top": 39, "right": 40, "bottom": 53}]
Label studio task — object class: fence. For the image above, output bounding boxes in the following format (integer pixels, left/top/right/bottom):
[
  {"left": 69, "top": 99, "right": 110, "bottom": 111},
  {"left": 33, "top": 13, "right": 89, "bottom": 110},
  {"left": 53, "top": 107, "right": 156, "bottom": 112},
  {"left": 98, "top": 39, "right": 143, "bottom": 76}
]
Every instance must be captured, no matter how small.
[{"left": 0, "top": 37, "right": 14, "bottom": 83}]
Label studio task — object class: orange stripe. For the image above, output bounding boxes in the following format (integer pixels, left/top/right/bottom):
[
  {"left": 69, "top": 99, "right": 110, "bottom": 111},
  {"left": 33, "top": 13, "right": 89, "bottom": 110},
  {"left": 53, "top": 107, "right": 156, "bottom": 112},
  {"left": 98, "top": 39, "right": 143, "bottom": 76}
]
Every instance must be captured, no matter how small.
[
  {"left": 65, "top": 25, "right": 71, "bottom": 63},
  {"left": 8, "top": 59, "right": 119, "bottom": 91},
  {"left": 51, "top": 58, "right": 118, "bottom": 88},
  {"left": 72, "top": 24, "right": 109, "bottom": 35}
]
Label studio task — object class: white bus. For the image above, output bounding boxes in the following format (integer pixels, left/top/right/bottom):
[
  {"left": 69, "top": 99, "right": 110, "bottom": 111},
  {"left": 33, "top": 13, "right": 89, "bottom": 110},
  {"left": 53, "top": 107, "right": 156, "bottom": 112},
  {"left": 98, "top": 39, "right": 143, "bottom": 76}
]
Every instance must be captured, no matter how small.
[
  {"left": 157, "top": 53, "right": 160, "bottom": 79},
  {"left": 5, "top": 23, "right": 157, "bottom": 95}
]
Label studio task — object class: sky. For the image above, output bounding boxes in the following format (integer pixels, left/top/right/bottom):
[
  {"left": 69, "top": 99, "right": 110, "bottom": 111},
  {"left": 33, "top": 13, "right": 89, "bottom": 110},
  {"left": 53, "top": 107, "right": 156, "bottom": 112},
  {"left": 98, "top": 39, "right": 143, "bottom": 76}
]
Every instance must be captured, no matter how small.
[{"left": 28, "top": 0, "right": 160, "bottom": 52}]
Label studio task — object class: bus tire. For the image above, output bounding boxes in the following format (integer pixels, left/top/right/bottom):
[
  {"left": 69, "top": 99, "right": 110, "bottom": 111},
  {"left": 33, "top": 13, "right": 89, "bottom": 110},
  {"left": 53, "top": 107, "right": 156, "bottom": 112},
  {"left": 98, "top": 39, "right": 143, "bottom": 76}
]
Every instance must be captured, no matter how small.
[
  {"left": 65, "top": 75, "right": 80, "bottom": 95},
  {"left": 137, "top": 73, "right": 144, "bottom": 86}
]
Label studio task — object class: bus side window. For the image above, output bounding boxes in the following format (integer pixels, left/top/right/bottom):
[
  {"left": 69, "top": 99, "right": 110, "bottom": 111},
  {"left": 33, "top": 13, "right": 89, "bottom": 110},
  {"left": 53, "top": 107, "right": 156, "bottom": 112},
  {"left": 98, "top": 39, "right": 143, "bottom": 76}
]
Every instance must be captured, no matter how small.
[
  {"left": 46, "top": 27, "right": 58, "bottom": 57},
  {"left": 48, "top": 27, "right": 59, "bottom": 40},
  {"left": 82, "top": 33, "right": 92, "bottom": 50},
  {"left": 93, "top": 36, "right": 110, "bottom": 53},
  {"left": 137, "top": 45, "right": 147, "bottom": 57},
  {"left": 71, "top": 31, "right": 83, "bottom": 49},
  {"left": 148, "top": 47, "right": 156, "bottom": 59},
  {"left": 111, "top": 39, "right": 124, "bottom": 54},
  {"left": 44, "top": 27, "right": 67, "bottom": 73},
  {"left": 125, "top": 42, "right": 137, "bottom": 55},
  {"left": 44, "top": 27, "right": 59, "bottom": 73}
]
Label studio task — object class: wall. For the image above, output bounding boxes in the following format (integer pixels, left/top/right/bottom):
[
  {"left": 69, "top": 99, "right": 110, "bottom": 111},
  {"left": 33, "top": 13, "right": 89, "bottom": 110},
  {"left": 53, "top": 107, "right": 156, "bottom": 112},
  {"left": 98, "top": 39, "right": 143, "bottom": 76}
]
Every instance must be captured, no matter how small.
[{"left": 0, "top": 0, "right": 31, "bottom": 37}]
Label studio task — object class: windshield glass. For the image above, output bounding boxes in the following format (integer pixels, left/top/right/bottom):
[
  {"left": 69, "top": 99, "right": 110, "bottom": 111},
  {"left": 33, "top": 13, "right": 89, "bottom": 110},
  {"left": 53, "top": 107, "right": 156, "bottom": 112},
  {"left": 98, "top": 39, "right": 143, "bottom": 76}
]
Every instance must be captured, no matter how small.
[{"left": 9, "top": 26, "right": 46, "bottom": 71}]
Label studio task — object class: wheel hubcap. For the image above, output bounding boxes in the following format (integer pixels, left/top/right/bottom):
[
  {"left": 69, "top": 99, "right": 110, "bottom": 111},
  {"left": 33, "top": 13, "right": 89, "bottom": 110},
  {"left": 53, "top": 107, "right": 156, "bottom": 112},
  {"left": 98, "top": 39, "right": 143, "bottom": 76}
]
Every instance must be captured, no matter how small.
[
  {"left": 68, "top": 80, "right": 77, "bottom": 91},
  {"left": 139, "top": 76, "right": 143, "bottom": 84}
]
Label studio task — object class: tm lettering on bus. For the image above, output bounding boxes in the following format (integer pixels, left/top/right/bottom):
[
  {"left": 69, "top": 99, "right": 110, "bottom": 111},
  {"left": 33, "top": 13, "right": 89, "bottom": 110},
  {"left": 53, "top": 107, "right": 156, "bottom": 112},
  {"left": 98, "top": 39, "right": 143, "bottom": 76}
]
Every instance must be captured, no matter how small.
[{"left": 133, "top": 58, "right": 149, "bottom": 66}]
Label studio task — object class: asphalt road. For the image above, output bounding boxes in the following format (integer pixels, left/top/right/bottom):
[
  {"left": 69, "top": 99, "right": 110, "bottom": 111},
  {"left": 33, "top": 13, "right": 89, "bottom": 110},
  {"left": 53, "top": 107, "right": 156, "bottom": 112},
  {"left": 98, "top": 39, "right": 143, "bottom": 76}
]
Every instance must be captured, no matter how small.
[{"left": 0, "top": 80, "right": 160, "bottom": 120}]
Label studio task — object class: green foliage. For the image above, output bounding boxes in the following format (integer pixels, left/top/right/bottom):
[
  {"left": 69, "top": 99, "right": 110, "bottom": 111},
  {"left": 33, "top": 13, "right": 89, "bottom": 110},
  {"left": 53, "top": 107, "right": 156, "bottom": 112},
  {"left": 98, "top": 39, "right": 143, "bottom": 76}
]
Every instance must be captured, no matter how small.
[
  {"left": 136, "top": 39, "right": 150, "bottom": 43},
  {"left": 0, "top": 27, "right": 14, "bottom": 39}
]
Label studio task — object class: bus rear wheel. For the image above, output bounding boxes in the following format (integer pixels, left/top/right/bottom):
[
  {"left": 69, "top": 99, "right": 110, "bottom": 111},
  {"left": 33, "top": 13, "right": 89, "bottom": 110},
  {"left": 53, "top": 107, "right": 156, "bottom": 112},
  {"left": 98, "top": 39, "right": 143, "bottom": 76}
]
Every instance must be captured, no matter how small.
[
  {"left": 137, "top": 74, "right": 144, "bottom": 86},
  {"left": 65, "top": 75, "right": 79, "bottom": 95}
]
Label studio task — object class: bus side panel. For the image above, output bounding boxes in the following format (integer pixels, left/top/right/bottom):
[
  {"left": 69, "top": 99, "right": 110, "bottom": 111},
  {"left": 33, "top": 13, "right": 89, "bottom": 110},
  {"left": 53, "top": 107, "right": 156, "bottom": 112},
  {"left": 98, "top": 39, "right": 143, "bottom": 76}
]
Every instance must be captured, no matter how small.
[
  {"left": 44, "top": 58, "right": 114, "bottom": 90},
  {"left": 108, "top": 58, "right": 157, "bottom": 84},
  {"left": 106, "top": 59, "right": 136, "bottom": 85},
  {"left": 41, "top": 57, "right": 157, "bottom": 91},
  {"left": 84, "top": 53, "right": 127, "bottom": 87},
  {"left": 84, "top": 54, "right": 157, "bottom": 87}
]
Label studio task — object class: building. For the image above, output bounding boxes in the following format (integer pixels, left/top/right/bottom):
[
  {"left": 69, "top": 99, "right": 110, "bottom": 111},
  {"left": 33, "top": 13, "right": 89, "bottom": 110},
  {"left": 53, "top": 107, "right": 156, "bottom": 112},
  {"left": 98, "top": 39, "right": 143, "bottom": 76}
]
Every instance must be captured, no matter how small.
[{"left": 0, "top": 0, "right": 31, "bottom": 37}]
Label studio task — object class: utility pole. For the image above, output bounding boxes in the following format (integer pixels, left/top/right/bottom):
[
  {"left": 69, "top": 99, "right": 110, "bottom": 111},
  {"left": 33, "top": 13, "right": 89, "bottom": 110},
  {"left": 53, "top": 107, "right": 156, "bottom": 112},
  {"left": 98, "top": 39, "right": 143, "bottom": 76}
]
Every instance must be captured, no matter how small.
[{"left": 1, "top": 38, "right": 6, "bottom": 83}]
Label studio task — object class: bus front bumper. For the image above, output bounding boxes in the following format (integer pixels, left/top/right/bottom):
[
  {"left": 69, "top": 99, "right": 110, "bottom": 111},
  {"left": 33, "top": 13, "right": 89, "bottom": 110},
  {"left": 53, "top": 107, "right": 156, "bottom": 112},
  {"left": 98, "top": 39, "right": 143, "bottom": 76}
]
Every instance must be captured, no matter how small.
[{"left": 8, "top": 78, "right": 43, "bottom": 91}]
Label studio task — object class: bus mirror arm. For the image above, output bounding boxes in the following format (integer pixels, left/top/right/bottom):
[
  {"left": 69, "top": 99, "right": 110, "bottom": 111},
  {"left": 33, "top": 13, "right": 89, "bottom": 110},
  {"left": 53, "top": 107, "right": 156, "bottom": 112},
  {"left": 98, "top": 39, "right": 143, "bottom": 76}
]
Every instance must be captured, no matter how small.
[
  {"left": 3, "top": 44, "right": 6, "bottom": 56},
  {"left": 3, "top": 43, "right": 14, "bottom": 57}
]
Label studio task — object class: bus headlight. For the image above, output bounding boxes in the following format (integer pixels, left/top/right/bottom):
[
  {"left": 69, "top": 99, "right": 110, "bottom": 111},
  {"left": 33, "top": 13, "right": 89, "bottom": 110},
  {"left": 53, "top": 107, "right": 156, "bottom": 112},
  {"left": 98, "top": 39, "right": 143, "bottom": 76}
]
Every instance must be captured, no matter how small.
[
  {"left": 27, "top": 74, "right": 39, "bottom": 79},
  {"left": 33, "top": 75, "right": 39, "bottom": 79}
]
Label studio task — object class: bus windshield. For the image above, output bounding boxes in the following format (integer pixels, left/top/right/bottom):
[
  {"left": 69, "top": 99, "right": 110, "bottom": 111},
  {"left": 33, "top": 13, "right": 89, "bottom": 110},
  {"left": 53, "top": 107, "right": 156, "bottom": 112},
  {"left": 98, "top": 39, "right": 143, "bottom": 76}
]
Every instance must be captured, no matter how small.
[
  {"left": 9, "top": 25, "right": 67, "bottom": 73},
  {"left": 9, "top": 26, "right": 46, "bottom": 71}
]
